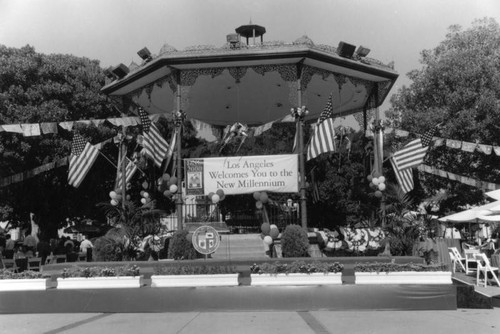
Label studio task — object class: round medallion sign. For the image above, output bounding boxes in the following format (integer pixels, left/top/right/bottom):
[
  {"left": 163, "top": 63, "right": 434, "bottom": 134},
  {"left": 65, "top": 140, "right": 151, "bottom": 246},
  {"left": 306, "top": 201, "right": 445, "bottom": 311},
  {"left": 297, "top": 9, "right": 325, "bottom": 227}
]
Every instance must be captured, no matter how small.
[{"left": 192, "top": 225, "right": 220, "bottom": 255}]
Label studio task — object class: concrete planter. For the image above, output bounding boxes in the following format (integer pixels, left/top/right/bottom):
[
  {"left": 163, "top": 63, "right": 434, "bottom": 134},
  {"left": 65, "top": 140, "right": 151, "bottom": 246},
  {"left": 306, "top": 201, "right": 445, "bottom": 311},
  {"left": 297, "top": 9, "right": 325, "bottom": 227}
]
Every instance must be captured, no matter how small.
[
  {"left": 0, "top": 278, "right": 49, "bottom": 291},
  {"left": 355, "top": 271, "right": 452, "bottom": 285},
  {"left": 151, "top": 274, "right": 239, "bottom": 287},
  {"left": 251, "top": 273, "right": 343, "bottom": 286},
  {"left": 56, "top": 276, "right": 143, "bottom": 289}
]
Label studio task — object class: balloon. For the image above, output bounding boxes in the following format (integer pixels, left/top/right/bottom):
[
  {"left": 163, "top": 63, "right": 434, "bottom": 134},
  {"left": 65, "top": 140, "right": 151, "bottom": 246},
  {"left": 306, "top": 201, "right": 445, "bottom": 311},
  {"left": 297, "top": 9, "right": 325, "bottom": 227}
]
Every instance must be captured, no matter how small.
[
  {"left": 253, "top": 191, "right": 261, "bottom": 201},
  {"left": 367, "top": 175, "right": 373, "bottom": 182},
  {"left": 216, "top": 189, "right": 224, "bottom": 197},
  {"left": 141, "top": 198, "right": 147, "bottom": 204},
  {"left": 259, "top": 192, "right": 268, "bottom": 203},
  {"left": 142, "top": 181, "right": 149, "bottom": 189},
  {"left": 208, "top": 192, "right": 214, "bottom": 200},
  {"left": 126, "top": 195, "right": 131, "bottom": 201},
  {"left": 143, "top": 192, "right": 149, "bottom": 199},
  {"left": 212, "top": 194, "right": 220, "bottom": 204},
  {"left": 374, "top": 190, "right": 383, "bottom": 198},
  {"left": 378, "top": 183, "right": 386, "bottom": 191},
  {"left": 162, "top": 173, "right": 170, "bottom": 181},
  {"left": 261, "top": 222, "right": 271, "bottom": 235},
  {"left": 369, "top": 182, "right": 377, "bottom": 189},
  {"left": 109, "top": 191, "right": 117, "bottom": 199},
  {"left": 163, "top": 190, "right": 172, "bottom": 197},
  {"left": 110, "top": 199, "right": 118, "bottom": 206},
  {"left": 379, "top": 176, "right": 386, "bottom": 183},
  {"left": 263, "top": 235, "right": 273, "bottom": 245},
  {"left": 372, "top": 178, "right": 380, "bottom": 185},
  {"left": 140, "top": 190, "right": 145, "bottom": 197},
  {"left": 270, "top": 226, "right": 279, "bottom": 239},
  {"left": 169, "top": 176, "right": 177, "bottom": 185},
  {"left": 255, "top": 201, "right": 263, "bottom": 209},
  {"left": 169, "top": 184, "right": 178, "bottom": 193},
  {"left": 373, "top": 171, "right": 380, "bottom": 178}
]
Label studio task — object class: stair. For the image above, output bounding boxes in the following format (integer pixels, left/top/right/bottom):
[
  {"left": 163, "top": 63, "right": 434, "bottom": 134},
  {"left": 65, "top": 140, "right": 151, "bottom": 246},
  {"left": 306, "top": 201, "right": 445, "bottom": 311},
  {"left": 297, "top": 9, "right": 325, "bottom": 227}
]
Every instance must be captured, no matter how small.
[{"left": 212, "top": 234, "right": 268, "bottom": 259}]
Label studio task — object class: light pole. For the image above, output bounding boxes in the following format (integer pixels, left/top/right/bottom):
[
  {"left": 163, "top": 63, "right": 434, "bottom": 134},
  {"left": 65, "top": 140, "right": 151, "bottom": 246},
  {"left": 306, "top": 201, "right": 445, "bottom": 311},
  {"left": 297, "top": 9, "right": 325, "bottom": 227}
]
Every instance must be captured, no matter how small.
[{"left": 291, "top": 106, "right": 309, "bottom": 229}]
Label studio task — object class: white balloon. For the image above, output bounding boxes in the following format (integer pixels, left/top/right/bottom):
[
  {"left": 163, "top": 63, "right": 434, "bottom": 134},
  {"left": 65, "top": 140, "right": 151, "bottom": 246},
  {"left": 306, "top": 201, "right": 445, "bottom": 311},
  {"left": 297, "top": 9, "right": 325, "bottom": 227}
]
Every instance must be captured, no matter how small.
[
  {"left": 379, "top": 176, "right": 386, "bottom": 183},
  {"left": 109, "top": 191, "right": 117, "bottom": 199},
  {"left": 212, "top": 194, "right": 220, "bottom": 204},
  {"left": 169, "top": 184, "right": 178, "bottom": 193},
  {"left": 372, "top": 178, "right": 380, "bottom": 185},
  {"left": 143, "top": 192, "right": 149, "bottom": 199},
  {"left": 263, "top": 235, "right": 273, "bottom": 245},
  {"left": 141, "top": 198, "right": 147, "bottom": 204},
  {"left": 378, "top": 183, "right": 386, "bottom": 191},
  {"left": 110, "top": 199, "right": 118, "bottom": 206}
]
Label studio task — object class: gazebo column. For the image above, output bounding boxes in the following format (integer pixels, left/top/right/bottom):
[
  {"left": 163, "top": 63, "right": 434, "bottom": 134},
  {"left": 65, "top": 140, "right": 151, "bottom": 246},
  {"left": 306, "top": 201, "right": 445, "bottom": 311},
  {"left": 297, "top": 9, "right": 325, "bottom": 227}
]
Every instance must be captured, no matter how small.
[
  {"left": 296, "top": 64, "right": 308, "bottom": 229},
  {"left": 174, "top": 72, "right": 185, "bottom": 231},
  {"left": 372, "top": 83, "right": 386, "bottom": 226}
]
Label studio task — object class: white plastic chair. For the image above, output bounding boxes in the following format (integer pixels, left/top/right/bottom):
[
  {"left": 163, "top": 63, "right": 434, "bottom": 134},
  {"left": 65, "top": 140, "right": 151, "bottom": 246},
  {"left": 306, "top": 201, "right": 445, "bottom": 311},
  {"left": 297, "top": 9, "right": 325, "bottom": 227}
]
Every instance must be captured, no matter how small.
[
  {"left": 448, "top": 247, "right": 466, "bottom": 273},
  {"left": 474, "top": 253, "right": 500, "bottom": 287},
  {"left": 464, "top": 248, "right": 480, "bottom": 274}
]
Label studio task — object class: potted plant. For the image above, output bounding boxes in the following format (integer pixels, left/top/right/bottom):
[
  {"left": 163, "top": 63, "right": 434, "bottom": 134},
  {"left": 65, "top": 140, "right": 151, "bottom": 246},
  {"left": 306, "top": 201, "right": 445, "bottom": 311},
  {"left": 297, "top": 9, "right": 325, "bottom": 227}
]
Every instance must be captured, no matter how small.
[
  {"left": 354, "top": 262, "right": 451, "bottom": 284},
  {"left": 0, "top": 269, "right": 50, "bottom": 291},
  {"left": 151, "top": 264, "right": 239, "bottom": 287},
  {"left": 56, "top": 264, "right": 142, "bottom": 289},
  {"left": 250, "top": 260, "right": 344, "bottom": 286}
]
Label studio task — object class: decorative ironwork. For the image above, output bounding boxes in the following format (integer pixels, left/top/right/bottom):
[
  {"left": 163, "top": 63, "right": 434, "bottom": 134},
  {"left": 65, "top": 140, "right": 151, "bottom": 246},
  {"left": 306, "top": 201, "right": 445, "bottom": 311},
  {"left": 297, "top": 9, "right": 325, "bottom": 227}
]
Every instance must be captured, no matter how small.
[{"left": 174, "top": 110, "right": 186, "bottom": 127}]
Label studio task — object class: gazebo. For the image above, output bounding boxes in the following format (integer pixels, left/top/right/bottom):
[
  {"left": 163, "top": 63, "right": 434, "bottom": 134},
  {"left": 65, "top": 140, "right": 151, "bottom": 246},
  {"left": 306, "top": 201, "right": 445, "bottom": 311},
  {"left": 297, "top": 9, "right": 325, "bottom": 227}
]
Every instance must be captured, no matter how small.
[{"left": 101, "top": 24, "right": 399, "bottom": 229}]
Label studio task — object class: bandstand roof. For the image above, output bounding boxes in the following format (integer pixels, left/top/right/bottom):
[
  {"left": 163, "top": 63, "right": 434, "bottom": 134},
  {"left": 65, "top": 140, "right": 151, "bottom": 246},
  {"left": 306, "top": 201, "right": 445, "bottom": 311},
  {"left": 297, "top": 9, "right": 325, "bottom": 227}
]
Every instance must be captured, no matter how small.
[{"left": 102, "top": 32, "right": 399, "bottom": 126}]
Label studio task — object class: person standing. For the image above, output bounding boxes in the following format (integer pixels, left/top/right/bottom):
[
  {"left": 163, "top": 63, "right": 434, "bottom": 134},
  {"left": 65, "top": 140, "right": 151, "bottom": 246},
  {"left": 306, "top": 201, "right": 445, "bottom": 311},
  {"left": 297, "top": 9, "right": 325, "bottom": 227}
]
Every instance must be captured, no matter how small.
[
  {"left": 4, "top": 234, "right": 15, "bottom": 259},
  {"left": 79, "top": 235, "right": 93, "bottom": 262}
]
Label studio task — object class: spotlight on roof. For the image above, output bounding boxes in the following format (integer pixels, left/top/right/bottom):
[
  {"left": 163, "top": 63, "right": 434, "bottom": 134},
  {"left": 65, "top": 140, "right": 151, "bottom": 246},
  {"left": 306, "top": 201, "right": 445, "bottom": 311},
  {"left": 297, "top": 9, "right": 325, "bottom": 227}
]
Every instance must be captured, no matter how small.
[
  {"left": 336, "top": 41, "right": 356, "bottom": 59},
  {"left": 355, "top": 45, "right": 371, "bottom": 58},
  {"left": 103, "top": 67, "right": 116, "bottom": 80},
  {"left": 137, "top": 47, "right": 152, "bottom": 62},
  {"left": 111, "top": 64, "right": 130, "bottom": 79}
]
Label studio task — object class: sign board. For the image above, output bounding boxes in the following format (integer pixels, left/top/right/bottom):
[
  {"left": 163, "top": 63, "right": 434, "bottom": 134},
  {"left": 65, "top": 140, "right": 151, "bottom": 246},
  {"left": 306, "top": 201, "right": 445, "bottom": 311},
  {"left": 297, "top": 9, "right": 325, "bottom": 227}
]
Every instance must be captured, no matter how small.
[
  {"left": 184, "top": 154, "right": 298, "bottom": 195},
  {"left": 192, "top": 225, "right": 220, "bottom": 255}
]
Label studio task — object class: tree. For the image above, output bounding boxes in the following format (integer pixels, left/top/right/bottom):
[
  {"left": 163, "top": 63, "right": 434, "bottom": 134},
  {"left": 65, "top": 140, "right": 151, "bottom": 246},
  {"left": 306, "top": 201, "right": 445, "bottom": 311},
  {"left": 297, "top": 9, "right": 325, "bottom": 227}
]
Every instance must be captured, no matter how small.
[
  {"left": 386, "top": 18, "right": 500, "bottom": 212},
  {"left": 0, "top": 45, "right": 118, "bottom": 234}
]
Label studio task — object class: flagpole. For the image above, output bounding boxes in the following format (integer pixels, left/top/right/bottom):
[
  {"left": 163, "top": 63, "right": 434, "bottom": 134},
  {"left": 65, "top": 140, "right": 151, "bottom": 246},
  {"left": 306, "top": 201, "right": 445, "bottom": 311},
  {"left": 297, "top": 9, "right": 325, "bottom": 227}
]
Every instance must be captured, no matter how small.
[
  {"left": 174, "top": 110, "right": 185, "bottom": 231},
  {"left": 120, "top": 126, "right": 127, "bottom": 211}
]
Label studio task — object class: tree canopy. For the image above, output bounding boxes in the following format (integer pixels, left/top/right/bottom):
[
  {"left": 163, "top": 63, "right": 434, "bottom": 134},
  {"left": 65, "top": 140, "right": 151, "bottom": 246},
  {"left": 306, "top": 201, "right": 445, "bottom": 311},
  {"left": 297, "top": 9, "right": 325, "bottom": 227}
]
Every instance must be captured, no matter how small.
[{"left": 386, "top": 18, "right": 500, "bottom": 212}]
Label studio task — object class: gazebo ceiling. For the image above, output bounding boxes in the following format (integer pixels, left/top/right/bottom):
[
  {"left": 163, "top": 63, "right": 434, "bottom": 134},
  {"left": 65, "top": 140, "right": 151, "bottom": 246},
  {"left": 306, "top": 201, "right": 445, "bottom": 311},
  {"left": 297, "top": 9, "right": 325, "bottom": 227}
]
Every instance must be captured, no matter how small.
[{"left": 102, "top": 36, "right": 398, "bottom": 126}]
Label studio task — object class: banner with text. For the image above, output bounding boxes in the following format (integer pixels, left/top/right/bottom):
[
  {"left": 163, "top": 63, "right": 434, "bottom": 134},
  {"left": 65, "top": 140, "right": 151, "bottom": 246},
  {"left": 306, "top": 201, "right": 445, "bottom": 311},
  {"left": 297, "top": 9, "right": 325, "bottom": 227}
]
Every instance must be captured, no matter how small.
[{"left": 184, "top": 154, "right": 299, "bottom": 195}]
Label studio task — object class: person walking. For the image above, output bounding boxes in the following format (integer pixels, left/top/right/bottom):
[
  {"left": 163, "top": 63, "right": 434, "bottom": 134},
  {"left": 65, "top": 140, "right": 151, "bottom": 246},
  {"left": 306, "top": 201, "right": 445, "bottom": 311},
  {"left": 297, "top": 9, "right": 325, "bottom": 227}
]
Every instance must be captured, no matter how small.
[{"left": 79, "top": 235, "right": 94, "bottom": 262}]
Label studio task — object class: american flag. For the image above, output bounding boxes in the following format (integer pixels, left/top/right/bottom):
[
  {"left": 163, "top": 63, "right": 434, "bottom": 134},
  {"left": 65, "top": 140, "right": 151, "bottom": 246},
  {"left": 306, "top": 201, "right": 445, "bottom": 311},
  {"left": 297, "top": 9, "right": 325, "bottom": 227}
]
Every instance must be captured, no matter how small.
[
  {"left": 390, "top": 157, "right": 414, "bottom": 193},
  {"left": 68, "top": 133, "right": 99, "bottom": 188},
  {"left": 307, "top": 94, "right": 336, "bottom": 161},
  {"left": 392, "top": 128, "right": 436, "bottom": 171},
  {"left": 116, "top": 157, "right": 138, "bottom": 189},
  {"left": 139, "top": 108, "right": 169, "bottom": 168}
]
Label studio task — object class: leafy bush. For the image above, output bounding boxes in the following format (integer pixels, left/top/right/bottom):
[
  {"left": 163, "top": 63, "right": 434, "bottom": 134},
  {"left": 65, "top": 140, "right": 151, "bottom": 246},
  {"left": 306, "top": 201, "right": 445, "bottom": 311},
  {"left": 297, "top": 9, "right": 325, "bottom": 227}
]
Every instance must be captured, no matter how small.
[
  {"left": 280, "top": 224, "right": 310, "bottom": 257},
  {"left": 167, "top": 230, "right": 200, "bottom": 260},
  {"left": 353, "top": 262, "right": 448, "bottom": 273},
  {"left": 0, "top": 269, "right": 46, "bottom": 280},
  {"left": 154, "top": 264, "right": 237, "bottom": 275},
  {"left": 93, "top": 236, "right": 123, "bottom": 262},
  {"left": 250, "top": 260, "right": 344, "bottom": 275},
  {"left": 60, "top": 265, "right": 140, "bottom": 278}
]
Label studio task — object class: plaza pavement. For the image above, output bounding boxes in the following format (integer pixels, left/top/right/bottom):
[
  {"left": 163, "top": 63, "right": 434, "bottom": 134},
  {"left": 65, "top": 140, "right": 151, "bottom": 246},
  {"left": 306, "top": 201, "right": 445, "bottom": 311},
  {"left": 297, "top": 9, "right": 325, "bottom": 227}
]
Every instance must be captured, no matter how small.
[{"left": 1, "top": 309, "right": 499, "bottom": 334}]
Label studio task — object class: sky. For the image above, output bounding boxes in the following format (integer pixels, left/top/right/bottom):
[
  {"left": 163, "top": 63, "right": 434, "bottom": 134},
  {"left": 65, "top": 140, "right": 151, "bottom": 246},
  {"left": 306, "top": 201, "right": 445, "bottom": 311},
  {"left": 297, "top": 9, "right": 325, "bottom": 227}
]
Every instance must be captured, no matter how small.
[{"left": 1, "top": 0, "right": 499, "bottom": 113}]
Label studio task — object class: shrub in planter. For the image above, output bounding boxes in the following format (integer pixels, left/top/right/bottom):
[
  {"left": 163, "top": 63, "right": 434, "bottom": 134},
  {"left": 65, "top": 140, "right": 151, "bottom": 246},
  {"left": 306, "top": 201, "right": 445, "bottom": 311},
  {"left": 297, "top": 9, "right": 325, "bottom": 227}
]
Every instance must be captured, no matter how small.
[
  {"left": 280, "top": 224, "right": 310, "bottom": 257},
  {"left": 93, "top": 236, "right": 123, "bottom": 262},
  {"left": 250, "top": 260, "right": 344, "bottom": 275},
  {"left": 167, "top": 229, "right": 201, "bottom": 260},
  {"left": 0, "top": 269, "right": 46, "bottom": 280},
  {"left": 60, "top": 264, "right": 140, "bottom": 278},
  {"left": 154, "top": 264, "right": 237, "bottom": 275},
  {"left": 353, "top": 262, "right": 448, "bottom": 273}
]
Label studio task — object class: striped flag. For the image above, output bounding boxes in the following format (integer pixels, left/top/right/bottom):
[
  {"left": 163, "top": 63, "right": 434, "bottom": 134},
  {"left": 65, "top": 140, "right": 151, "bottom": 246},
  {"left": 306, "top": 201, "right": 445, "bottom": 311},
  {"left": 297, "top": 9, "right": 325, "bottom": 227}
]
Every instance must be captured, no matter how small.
[
  {"left": 307, "top": 94, "right": 336, "bottom": 161},
  {"left": 68, "top": 133, "right": 99, "bottom": 188},
  {"left": 392, "top": 128, "right": 436, "bottom": 171},
  {"left": 116, "top": 158, "right": 138, "bottom": 189},
  {"left": 390, "top": 157, "right": 414, "bottom": 193},
  {"left": 139, "top": 108, "right": 169, "bottom": 168}
]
